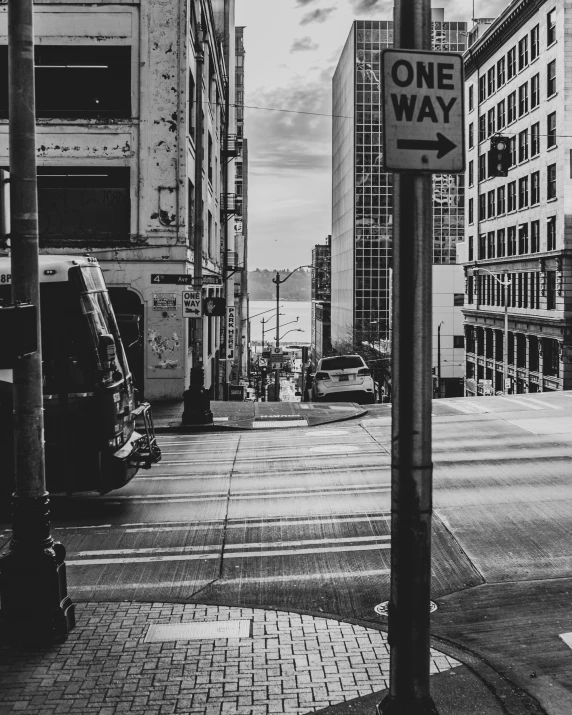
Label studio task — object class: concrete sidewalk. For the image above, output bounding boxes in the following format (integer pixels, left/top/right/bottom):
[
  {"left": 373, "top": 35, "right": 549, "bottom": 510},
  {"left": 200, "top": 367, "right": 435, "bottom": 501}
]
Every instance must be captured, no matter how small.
[
  {"left": 0, "top": 601, "right": 544, "bottom": 715},
  {"left": 150, "top": 399, "right": 370, "bottom": 432}
]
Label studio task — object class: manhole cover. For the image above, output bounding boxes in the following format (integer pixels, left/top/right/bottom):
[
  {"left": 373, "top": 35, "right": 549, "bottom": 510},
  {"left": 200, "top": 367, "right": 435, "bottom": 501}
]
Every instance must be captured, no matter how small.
[{"left": 374, "top": 601, "right": 438, "bottom": 617}]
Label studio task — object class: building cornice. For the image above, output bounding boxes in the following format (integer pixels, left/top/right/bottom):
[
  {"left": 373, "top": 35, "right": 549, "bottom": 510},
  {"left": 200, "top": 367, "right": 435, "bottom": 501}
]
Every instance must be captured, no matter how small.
[{"left": 464, "top": 0, "right": 547, "bottom": 77}]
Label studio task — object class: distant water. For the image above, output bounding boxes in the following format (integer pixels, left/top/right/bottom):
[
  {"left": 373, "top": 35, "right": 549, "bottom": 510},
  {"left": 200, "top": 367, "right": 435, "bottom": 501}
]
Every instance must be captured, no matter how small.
[{"left": 249, "top": 300, "right": 311, "bottom": 345}]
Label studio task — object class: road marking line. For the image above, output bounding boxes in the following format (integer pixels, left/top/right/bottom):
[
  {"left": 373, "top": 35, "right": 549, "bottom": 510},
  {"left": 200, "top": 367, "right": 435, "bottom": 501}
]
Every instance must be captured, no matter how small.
[
  {"left": 309, "top": 445, "right": 360, "bottom": 453},
  {"left": 498, "top": 397, "right": 543, "bottom": 411},
  {"left": 559, "top": 633, "right": 572, "bottom": 649},
  {"left": 213, "top": 417, "right": 229, "bottom": 421},
  {"left": 517, "top": 397, "right": 562, "bottom": 410},
  {"left": 445, "top": 401, "right": 490, "bottom": 414},
  {"left": 67, "top": 542, "right": 392, "bottom": 566},
  {"left": 75, "top": 535, "right": 391, "bottom": 557},
  {"left": 68, "top": 567, "right": 393, "bottom": 591}
]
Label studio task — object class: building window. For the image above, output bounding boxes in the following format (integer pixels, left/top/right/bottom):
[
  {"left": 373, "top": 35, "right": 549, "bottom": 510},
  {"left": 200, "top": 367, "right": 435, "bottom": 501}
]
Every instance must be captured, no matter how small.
[
  {"left": 468, "top": 122, "right": 474, "bottom": 149},
  {"left": 531, "top": 122, "right": 540, "bottom": 156},
  {"left": 479, "top": 75, "right": 486, "bottom": 103},
  {"left": 547, "top": 8, "right": 556, "bottom": 46},
  {"left": 188, "top": 74, "right": 195, "bottom": 139},
  {"left": 509, "top": 136, "right": 517, "bottom": 166},
  {"left": 518, "top": 36, "right": 528, "bottom": 70},
  {"left": 507, "top": 47, "right": 516, "bottom": 79},
  {"left": 508, "top": 226, "right": 517, "bottom": 255},
  {"left": 479, "top": 194, "right": 486, "bottom": 221},
  {"left": 478, "top": 153, "right": 486, "bottom": 182},
  {"left": 518, "top": 83, "right": 528, "bottom": 116},
  {"left": 487, "top": 231, "right": 495, "bottom": 258},
  {"left": 479, "top": 233, "right": 486, "bottom": 259},
  {"left": 531, "top": 220, "right": 540, "bottom": 252},
  {"left": 518, "top": 223, "right": 528, "bottom": 254},
  {"left": 468, "top": 197, "right": 474, "bottom": 224},
  {"left": 497, "top": 185, "right": 506, "bottom": 214},
  {"left": 547, "top": 215, "right": 556, "bottom": 250},
  {"left": 469, "top": 84, "right": 474, "bottom": 111},
  {"left": 487, "top": 190, "right": 495, "bottom": 218},
  {"left": 530, "top": 74, "right": 539, "bottom": 108},
  {"left": 207, "top": 132, "right": 213, "bottom": 183},
  {"left": 486, "top": 67, "right": 494, "bottom": 97},
  {"left": 496, "top": 99, "right": 505, "bottom": 129},
  {"left": 547, "top": 60, "right": 556, "bottom": 96},
  {"left": 531, "top": 24, "right": 539, "bottom": 60},
  {"left": 508, "top": 181, "right": 516, "bottom": 211},
  {"left": 547, "top": 163, "right": 556, "bottom": 199},
  {"left": 487, "top": 108, "right": 495, "bottom": 137},
  {"left": 479, "top": 114, "right": 486, "bottom": 142},
  {"left": 518, "top": 129, "right": 528, "bottom": 162},
  {"left": 468, "top": 235, "right": 474, "bottom": 261},
  {"left": 497, "top": 57, "right": 506, "bottom": 87},
  {"left": 37, "top": 167, "right": 130, "bottom": 246},
  {"left": 453, "top": 335, "right": 464, "bottom": 349},
  {"left": 468, "top": 160, "right": 474, "bottom": 187},
  {"left": 0, "top": 46, "right": 132, "bottom": 120},
  {"left": 547, "top": 111, "right": 556, "bottom": 148},
  {"left": 454, "top": 294, "right": 465, "bottom": 306},
  {"left": 531, "top": 171, "right": 540, "bottom": 204},
  {"left": 507, "top": 91, "right": 516, "bottom": 123},
  {"left": 497, "top": 228, "right": 506, "bottom": 257},
  {"left": 518, "top": 177, "right": 528, "bottom": 208},
  {"left": 546, "top": 272, "right": 556, "bottom": 310}
]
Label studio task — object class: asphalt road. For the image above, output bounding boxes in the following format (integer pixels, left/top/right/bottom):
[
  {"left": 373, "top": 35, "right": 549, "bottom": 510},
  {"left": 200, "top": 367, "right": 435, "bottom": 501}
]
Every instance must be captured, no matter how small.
[{"left": 2, "top": 390, "right": 572, "bottom": 712}]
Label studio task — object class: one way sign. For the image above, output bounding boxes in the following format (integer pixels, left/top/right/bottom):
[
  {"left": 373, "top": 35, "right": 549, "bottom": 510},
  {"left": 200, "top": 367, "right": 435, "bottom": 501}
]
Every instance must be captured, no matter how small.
[
  {"left": 182, "top": 291, "right": 202, "bottom": 319},
  {"left": 381, "top": 49, "right": 464, "bottom": 173}
]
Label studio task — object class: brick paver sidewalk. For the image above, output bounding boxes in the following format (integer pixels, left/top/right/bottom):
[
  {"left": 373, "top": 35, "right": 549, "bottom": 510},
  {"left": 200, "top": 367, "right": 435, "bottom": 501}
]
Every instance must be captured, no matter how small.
[{"left": 0, "top": 602, "right": 459, "bottom": 714}]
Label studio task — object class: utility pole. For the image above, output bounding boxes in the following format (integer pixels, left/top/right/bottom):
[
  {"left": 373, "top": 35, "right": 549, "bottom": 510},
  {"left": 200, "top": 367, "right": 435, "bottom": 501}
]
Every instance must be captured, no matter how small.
[
  {"left": 182, "top": 23, "right": 213, "bottom": 426},
  {"left": 379, "top": 0, "right": 441, "bottom": 712},
  {"left": 0, "top": 0, "right": 74, "bottom": 645}
]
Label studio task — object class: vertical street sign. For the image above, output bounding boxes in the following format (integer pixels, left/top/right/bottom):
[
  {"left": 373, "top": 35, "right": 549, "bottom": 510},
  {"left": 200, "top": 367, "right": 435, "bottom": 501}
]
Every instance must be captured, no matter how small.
[
  {"left": 182, "top": 291, "right": 202, "bottom": 318},
  {"left": 226, "top": 305, "right": 236, "bottom": 360},
  {"left": 381, "top": 49, "right": 464, "bottom": 173}
]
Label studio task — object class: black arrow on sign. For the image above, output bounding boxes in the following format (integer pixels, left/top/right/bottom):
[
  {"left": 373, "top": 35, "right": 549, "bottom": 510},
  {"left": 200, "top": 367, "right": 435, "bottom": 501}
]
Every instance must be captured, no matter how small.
[
  {"left": 397, "top": 132, "right": 456, "bottom": 159},
  {"left": 188, "top": 308, "right": 200, "bottom": 315}
]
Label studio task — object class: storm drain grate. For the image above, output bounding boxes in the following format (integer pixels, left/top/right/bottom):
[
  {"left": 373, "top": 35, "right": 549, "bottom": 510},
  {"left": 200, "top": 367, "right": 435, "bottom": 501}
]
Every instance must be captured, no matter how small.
[{"left": 145, "top": 619, "right": 252, "bottom": 643}]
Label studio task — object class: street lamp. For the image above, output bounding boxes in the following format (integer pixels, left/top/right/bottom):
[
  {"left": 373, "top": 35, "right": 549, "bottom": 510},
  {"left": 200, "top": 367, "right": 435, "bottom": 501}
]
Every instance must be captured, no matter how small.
[
  {"left": 261, "top": 312, "right": 286, "bottom": 350},
  {"left": 272, "top": 266, "right": 311, "bottom": 401},
  {"left": 474, "top": 267, "right": 511, "bottom": 395},
  {"left": 279, "top": 328, "right": 304, "bottom": 341}
]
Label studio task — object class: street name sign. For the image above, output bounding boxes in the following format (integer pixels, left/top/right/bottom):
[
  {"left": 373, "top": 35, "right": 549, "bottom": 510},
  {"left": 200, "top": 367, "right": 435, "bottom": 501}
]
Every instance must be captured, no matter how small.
[
  {"left": 182, "top": 291, "right": 202, "bottom": 318},
  {"left": 152, "top": 274, "right": 221, "bottom": 286},
  {"left": 381, "top": 49, "right": 464, "bottom": 173}
]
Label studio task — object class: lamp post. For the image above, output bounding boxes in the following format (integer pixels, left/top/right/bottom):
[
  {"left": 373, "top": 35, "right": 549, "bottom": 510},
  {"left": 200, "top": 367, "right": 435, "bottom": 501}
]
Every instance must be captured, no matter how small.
[
  {"left": 475, "top": 268, "right": 511, "bottom": 395},
  {"left": 262, "top": 312, "right": 287, "bottom": 350},
  {"left": 272, "top": 266, "right": 311, "bottom": 401},
  {"left": 279, "top": 328, "right": 304, "bottom": 342}
]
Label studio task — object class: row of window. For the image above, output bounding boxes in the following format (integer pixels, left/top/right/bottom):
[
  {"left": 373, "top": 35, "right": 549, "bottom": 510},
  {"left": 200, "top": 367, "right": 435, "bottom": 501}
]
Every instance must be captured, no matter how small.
[
  {"left": 467, "top": 269, "right": 558, "bottom": 311},
  {"left": 468, "top": 216, "right": 556, "bottom": 260},
  {"left": 468, "top": 72, "right": 556, "bottom": 149},
  {"left": 468, "top": 9, "right": 556, "bottom": 109},
  {"left": 468, "top": 166, "right": 557, "bottom": 224},
  {"left": 465, "top": 330, "right": 560, "bottom": 377}
]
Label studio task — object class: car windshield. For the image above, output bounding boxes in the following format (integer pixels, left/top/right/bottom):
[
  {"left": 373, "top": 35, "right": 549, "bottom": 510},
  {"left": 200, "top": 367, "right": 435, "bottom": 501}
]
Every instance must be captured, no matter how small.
[{"left": 320, "top": 356, "right": 364, "bottom": 370}]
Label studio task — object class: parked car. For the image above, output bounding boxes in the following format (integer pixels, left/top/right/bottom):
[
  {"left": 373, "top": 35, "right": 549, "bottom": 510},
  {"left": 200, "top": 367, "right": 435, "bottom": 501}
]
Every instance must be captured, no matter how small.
[{"left": 311, "top": 355, "right": 376, "bottom": 404}]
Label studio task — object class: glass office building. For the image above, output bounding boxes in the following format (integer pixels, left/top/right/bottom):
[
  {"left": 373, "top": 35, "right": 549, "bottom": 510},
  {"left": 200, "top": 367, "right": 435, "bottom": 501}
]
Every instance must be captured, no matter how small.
[{"left": 331, "top": 12, "right": 467, "bottom": 346}]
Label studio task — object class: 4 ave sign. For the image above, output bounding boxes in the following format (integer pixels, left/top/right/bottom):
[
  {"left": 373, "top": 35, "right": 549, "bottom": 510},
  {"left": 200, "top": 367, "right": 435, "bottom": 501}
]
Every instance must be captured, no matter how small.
[{"left": 381, "top": 49, "right": 464, "bottom": 173}]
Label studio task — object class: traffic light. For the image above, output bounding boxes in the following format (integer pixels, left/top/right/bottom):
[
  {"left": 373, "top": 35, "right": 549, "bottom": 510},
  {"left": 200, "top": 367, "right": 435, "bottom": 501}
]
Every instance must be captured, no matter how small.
[{"left": 488, "top": 136, "right": 510, "bottom": 177}]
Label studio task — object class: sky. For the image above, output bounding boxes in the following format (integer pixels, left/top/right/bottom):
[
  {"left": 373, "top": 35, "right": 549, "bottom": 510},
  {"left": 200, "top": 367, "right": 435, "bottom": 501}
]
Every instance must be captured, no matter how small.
[{"left": 234, "top": 0, "right": 507, "bottom": 270}]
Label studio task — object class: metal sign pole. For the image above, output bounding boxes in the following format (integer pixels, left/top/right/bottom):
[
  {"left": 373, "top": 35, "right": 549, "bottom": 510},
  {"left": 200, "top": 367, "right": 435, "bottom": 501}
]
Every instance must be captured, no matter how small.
[{"left": 379, "top": 0, "right": 438, "bottom": 713}]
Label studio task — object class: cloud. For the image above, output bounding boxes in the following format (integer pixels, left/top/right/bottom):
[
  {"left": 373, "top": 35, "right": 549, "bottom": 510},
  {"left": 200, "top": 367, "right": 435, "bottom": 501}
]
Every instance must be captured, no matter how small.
[
  {"left": 349, "top": 0, "right": 392, "bottom": 15},
  {"left": 290, "top": 37, "right": 320, "bottom": 53},
  {"left": 300, "top": 7, "right": 337, "bottom": 25},
  {"left": 295, "top": 0, "right": 319, "bottom": 5}
]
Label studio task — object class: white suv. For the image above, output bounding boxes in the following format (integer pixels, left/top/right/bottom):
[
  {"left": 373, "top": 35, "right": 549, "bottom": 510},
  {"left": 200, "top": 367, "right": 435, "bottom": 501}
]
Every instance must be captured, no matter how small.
[{"left": 311, "top": 355, "right": 375, "bottom": 404}]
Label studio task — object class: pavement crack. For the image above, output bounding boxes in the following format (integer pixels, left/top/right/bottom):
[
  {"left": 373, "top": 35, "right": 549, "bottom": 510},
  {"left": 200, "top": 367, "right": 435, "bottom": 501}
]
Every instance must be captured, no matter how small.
[{"left": 217, "top": 434, "right": 242, "bottom": 581}]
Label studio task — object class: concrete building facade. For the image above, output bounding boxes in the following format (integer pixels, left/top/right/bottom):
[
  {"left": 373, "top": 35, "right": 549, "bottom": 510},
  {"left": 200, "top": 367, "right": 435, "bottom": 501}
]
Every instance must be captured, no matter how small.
[
  {"left": 331, "top": 11, "right": 467, "bottom": 396},
  {"left": 0, "top": 0, "right": 238, "bottom": 401},
  {"left": 463, "top": 0, "right": 572, "bottom": 396},
  {"left": 311, "top": 235, "right": 331, "bottom": 365}
]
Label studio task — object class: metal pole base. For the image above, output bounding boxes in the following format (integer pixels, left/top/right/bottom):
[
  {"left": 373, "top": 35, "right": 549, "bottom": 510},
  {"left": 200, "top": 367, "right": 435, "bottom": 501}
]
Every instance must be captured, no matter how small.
[
  {"left": 378, "top": 695, "right": 440, "bottom": 715},
  {"left": 181, "top": 367, "right": 214, "bottom": 425},
  {"left": 0, "top": 495, "right": 75, "bottom": 647}
]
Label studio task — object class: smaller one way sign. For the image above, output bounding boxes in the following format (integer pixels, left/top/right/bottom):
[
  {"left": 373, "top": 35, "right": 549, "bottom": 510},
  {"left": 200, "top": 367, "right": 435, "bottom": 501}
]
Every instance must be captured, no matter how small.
[
  {"left": 381, "top": 49, "right": 464, "bottom": 173},
  {"left": 182, "top": 291, "right": 202, "bottom": 319}
]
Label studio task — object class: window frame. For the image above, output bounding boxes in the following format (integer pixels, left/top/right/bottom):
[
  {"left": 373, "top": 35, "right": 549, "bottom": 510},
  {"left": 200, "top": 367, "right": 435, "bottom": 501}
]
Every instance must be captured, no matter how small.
[{"left": 547, "top": 59, "right": 556, "bottom": 97}]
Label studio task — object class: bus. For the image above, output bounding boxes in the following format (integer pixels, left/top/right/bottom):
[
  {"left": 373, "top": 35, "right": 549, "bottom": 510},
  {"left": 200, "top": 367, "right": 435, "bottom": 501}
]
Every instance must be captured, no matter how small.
[{"left": 0, "top": 255, "right": 161, "bottom": 495}]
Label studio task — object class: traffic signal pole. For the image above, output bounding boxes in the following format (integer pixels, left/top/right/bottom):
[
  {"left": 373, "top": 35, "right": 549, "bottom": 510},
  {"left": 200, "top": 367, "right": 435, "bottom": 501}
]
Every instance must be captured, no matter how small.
[
  {"left": 378, "top": 0, "right": 438, "bottom": 713},
  {"left": 0, "top": 0, "right": 74, "bottom": 645}
]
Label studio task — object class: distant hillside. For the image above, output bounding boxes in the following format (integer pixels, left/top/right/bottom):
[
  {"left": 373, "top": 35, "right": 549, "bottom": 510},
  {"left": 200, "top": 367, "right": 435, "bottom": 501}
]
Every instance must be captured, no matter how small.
[{"left": 248, "top": 269, "right": 311, "bottom": 301}]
